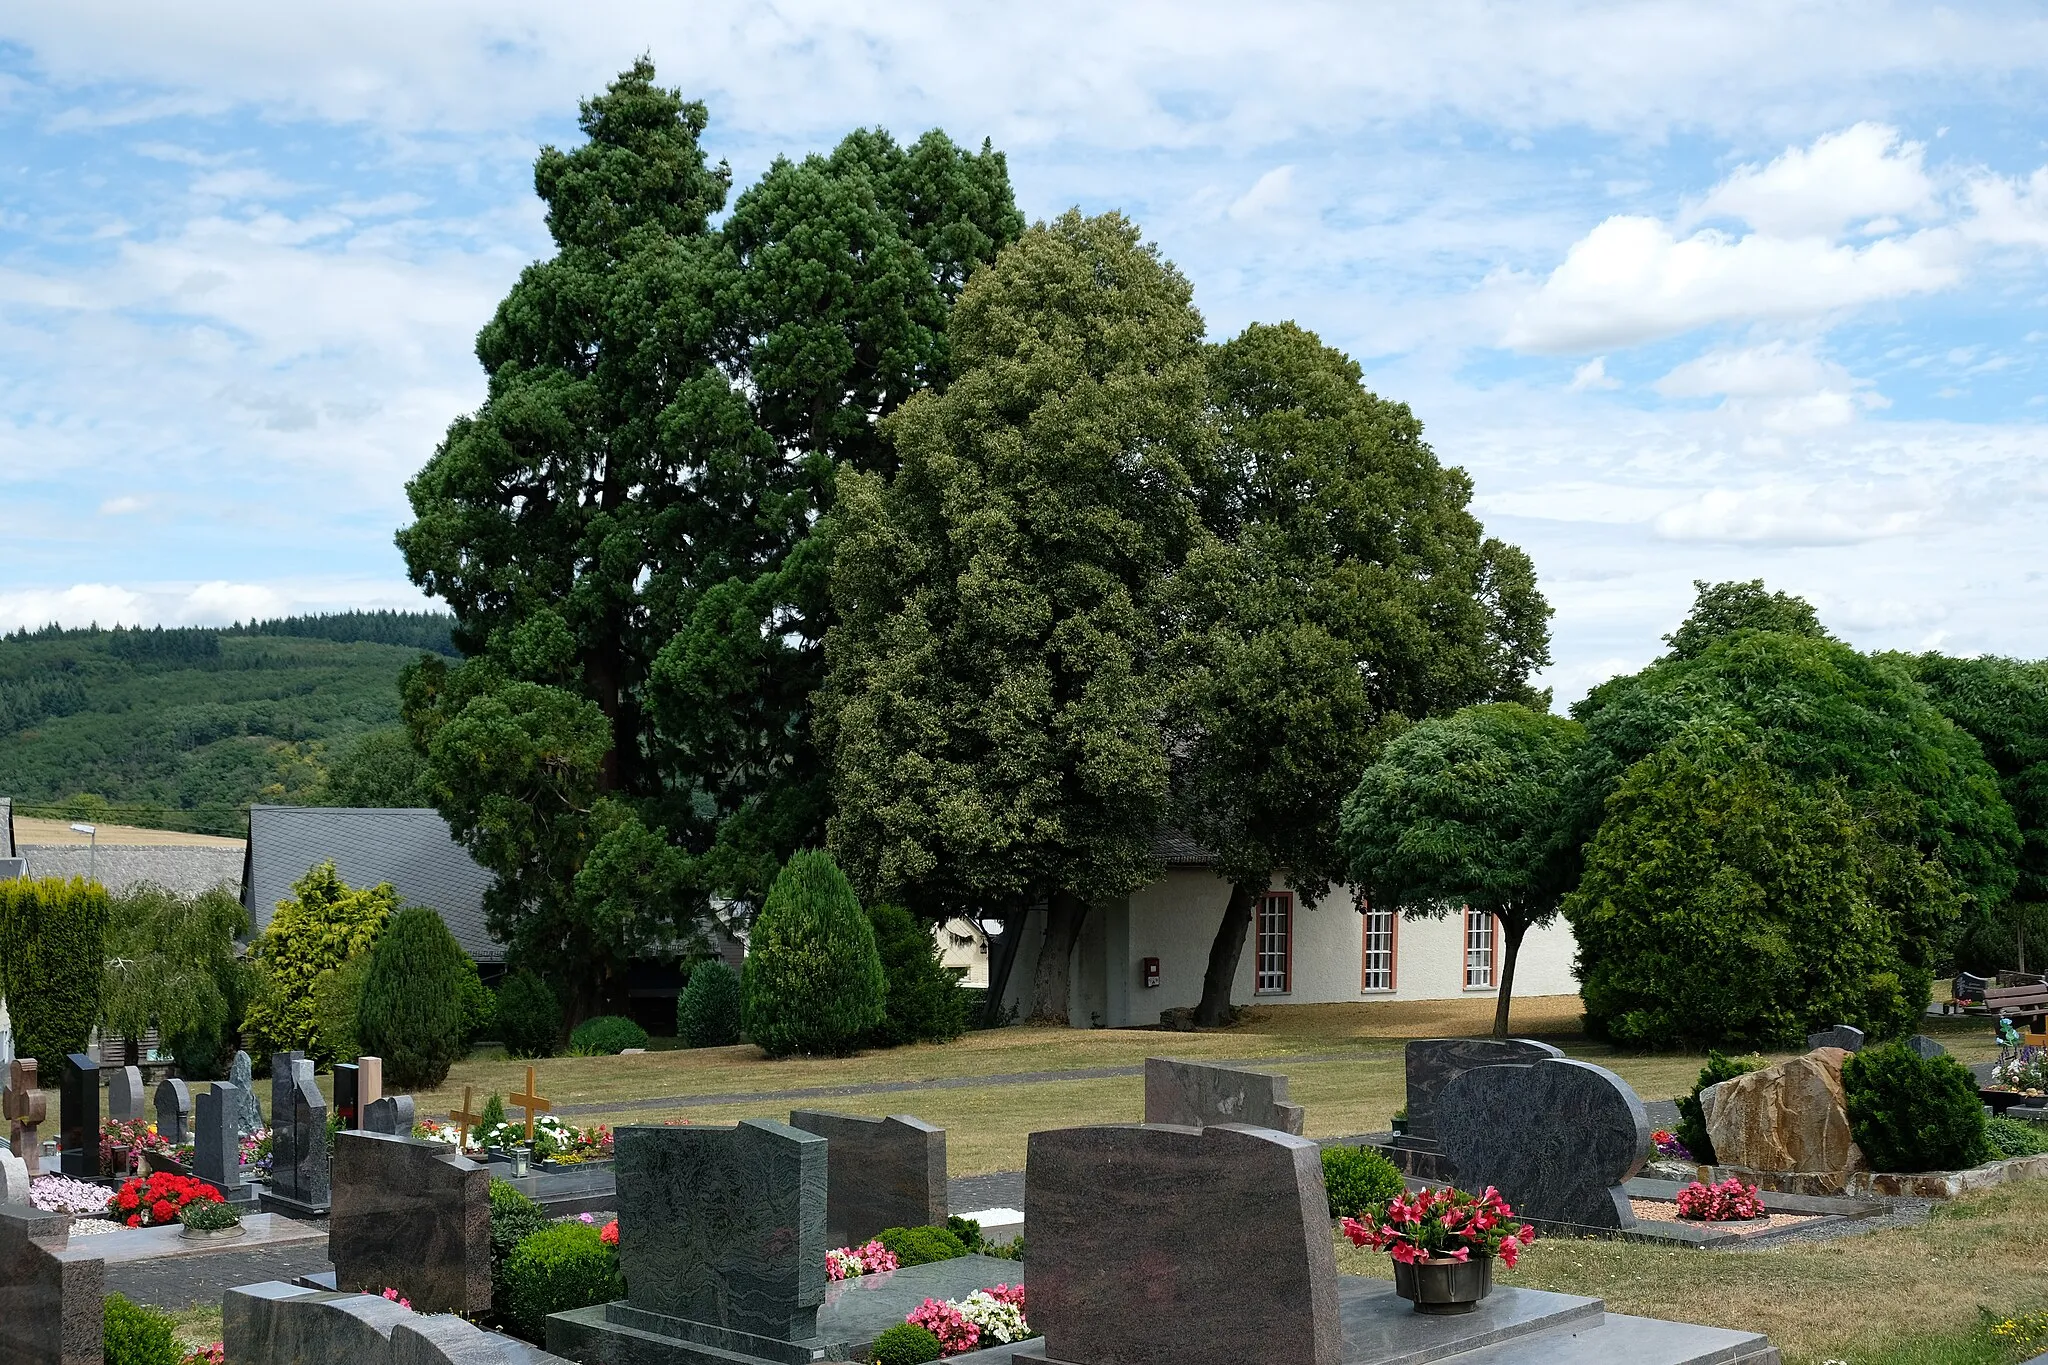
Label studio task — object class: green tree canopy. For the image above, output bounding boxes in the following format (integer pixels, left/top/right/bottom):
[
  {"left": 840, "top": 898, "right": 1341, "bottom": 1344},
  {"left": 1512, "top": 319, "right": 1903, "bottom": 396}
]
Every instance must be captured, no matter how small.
[
  {"left": 1169, "top": 322, "right": 1551, "bottom": 1024},
  {"left": 1340, "top": 703, "right": 1584, "bottom": 1037},
  {"left": 99, "top": 883, "right": 248, "bottom": 1055},
  {"left": 241, "top": 861, "right": 396, "bottom": 1056},
  {"left": 1661, "top": 578, "right": 1833, "bottom": 661},
  {"left": 818, "top": 209, "right": 1210, "bottom": 1022}
]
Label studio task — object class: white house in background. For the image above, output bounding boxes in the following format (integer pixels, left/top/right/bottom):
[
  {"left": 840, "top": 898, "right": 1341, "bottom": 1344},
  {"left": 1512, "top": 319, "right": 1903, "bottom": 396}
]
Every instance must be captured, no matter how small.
[{"left": 994, "top": 832, "right": 1582, "bottom": 1028}]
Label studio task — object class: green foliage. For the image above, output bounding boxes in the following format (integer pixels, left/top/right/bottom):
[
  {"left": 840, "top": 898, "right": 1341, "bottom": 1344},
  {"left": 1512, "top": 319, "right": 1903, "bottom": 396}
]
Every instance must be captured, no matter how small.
[
  {"left": 0, "top": 877, "right": 108, "bottom": 1060},
  {"left": 177, "top": 1199, "right": 242, "bottom": 1231},
  {"left": 499, "top": 1222, "right": 624, "bottom": 1343},
  {"left": 309, "top": 954, "right": 373, "bottom": 1066},
  {"left": 1843, "top": 1042, "right": 1989, "bottom": 1173},
  {"left": 325, "top": 725, "right": 434, "bottom": 807},
  {"left": 742, "top": 851, "right": 885, "bottom": 1057},
  {"left": 496, "top": 970, "right": 562, "bottom": 1059},
  {"left": 1985, "top": 1116, "right": 2048, "bottom": 1159},
  {"left": 1674, "top": 1051, "right": 1766, "bottom": 1165},
  {"left": 241, "top": 862, "right": 394, "bottom": 1056},
  {"left": 1321, "top": 1144, "right": 1407, "bottom": 1218},
  {"left": 99, "top": 882, "right": 247, "bottom": 1065},
  {"left": 871, "top": 1324, "right": 945, "bottom": 1365},
  {"left": 488, "top": 1179, "right": 552, "bottom": 1307},
  {"left": 874, "top": 1224, "right": 968, "bottom": 1266},
  {"left": 569, "top": 1015, "right": 649, "bottom": 1056},
  {"left": 228, "top": 611, "right": 457, "bottom": 655},
  {"left": 675, "top": 960, "right": 743, "bottom": 1047},
  {"left": 944, "top": 1215, "right": 983, "bottom": 1252},
  {"left": 981, "top": 1235, "right": 1024, "bottom": 1261},
  {"left": 1661, "top": 579, "right": 1833, "bottom": 661},
  {"left": 868, "top": 905, "right": 970, "bottom": 1047},
  {"left": 355, "top": 906, "right": 471, "bottom": 1088},
  {"left": 457, "top": 955, "right": 497, "bottom": 1043},
  {"left": 102, "top": 1293, "right": 183, "bottom": 1365},
  {"left": 478, "top": 1093, "right": 508, "bottom": 1137}
]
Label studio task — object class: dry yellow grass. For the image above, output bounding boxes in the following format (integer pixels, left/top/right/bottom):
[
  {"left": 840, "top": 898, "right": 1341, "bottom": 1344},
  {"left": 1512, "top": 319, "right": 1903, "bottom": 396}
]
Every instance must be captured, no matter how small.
[{"left": 11, "top": 815, "right": 243, "bottom": 847}]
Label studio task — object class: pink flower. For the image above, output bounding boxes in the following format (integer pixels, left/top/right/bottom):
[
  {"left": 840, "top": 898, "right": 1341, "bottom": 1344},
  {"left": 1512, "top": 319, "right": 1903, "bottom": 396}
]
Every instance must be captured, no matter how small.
[{"left": 907, "top": 1298, "right": 979, "bottom": 1354}]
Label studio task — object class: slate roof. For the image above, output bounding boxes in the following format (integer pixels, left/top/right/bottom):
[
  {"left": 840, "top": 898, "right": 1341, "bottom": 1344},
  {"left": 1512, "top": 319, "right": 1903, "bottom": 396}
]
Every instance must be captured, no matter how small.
[
  {"left": 243, "top": 805, "right": 505, "bottom": 963},
  {"left": 1152, "top": 828, "right": 1217, "bottom": 868}
]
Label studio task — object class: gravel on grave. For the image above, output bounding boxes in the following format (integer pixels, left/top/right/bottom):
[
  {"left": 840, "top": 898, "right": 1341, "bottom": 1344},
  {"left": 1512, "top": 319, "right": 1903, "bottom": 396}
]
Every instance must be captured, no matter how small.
[
  {"left": 1720, "top": 1196, "right": 1936, "bottom": 1251},
  {"left": 66, "top": 1216, "right": 119, "bottom": 1238},
  {"left": 1627, "top": 1198, "right": 1821, "bottom": 1236}
]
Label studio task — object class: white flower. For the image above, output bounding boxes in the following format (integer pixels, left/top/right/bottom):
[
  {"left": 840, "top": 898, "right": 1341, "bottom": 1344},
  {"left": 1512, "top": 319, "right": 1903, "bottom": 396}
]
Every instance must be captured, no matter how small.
[{"left": 955, "top": 1291, "right": 1030, "bottom": 1345}]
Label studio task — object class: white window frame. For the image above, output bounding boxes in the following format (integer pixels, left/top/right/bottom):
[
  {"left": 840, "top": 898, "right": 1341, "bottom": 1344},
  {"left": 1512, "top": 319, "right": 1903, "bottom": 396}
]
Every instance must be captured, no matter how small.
[
  {"left": 1463, "top": 908, "right": 1496, "bottom": 989},
  {"left": 1255, "top": 892, "right": 1293, "bottom": 995},
  {"left": 1360, "top": 900, "right": 1395, "bottom": 992}
]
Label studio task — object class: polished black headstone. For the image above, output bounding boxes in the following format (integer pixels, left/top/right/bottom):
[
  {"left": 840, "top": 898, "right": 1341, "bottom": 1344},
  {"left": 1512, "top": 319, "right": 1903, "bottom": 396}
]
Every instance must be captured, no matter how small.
[
  {"left": 265, "top": 1053, "right": 329, "bottom": 1215},
  {"left": 790, "top": 1110, "right": 947, "bottom": 1248},
  {"left": 1403, "top": 1038, "right": 1564, "bottom": 1147},
  {"left": 59, "top": 1054, "right": 98, "bottom": 1178},
  {"left": 333, "top": 1064, "right": 359, "bottom": 1131},
  {"left": 330, "top": 1132, "right": 490, "bottom": 1314},
  {"left": 195, "top": 1082, "right": 243, "bottom": 1195},
  {"left": 154, "top": 1078, "right": 192, "bottom": 1145},
  {"left": 1438, "top": 1057, "right": 1649, "bottom": 1230}
]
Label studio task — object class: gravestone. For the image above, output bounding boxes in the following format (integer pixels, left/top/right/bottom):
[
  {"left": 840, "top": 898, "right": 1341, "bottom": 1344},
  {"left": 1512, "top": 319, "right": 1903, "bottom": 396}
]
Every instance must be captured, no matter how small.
[
  {"left": 1, "top": 1149, "right": 27, "bottom": 1204},
  {"left": 357, "top": 1057, "right": 384, "bottom": 1111},
  {"left": 0, "top": 1204, "right": 104, "bottom": 1365},
  {"left": 265, "top": 1054, "right": 330, "bottom": 1217},
  {"left": 1143, "top": 1057, "right": 1306, "bottom": 1135},
  {"left": 105, "top": 1065, "right": 146, "bottom": 1123},
  {"left": 789, "top": 1110, "right": 947, "bottom": 1247},
  {"left": 227, "top": 1051, "right": 263, "bottom": 1138},
  {"left": 58, "top": 1054, "right": 98, "bottom": 1179},
  {"left": 4, "top": 1059, "right": 45, "bottom": 1174},
  {"left": 1438, "top": 1057, "right": 1649, "bottom": 1230},
  {"left": 1402, "top": 1037, "right": 1564, "bottom": 1146},
  {"left": 362, "top": 1096, "right": 415, "bottom": 1137},
  {"left": 154, "top": 1078, "right": 192, "bottom": 1145},
  {"left": 1906, "top": 1034, "right": 1948, "bottom": 1060},
  {"left": 330, "top": 1132, "right": 490, "bottom": 1314},
  {"left": 194, "top": 1082, "right": 255, "bottom": 1205},
  {"left": 226, "top": 1280, "right": 565, "bottom": 1365},
  {"left": 333, "top": 1064, "right": 360, "bottom": 1132},
  {"left": 1025, "top": 1123, "right": 1340, "bottom": 1365},
  {"left": 1806, "top": 1024, "right": 1865, "bottom": 1053}
]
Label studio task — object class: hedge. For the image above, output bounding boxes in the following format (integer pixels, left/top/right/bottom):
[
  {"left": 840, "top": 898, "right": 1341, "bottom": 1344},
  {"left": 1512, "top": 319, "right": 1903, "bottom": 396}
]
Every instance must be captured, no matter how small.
[{"left": 0, "top": 877, "right": 108, "bottom": 1062}]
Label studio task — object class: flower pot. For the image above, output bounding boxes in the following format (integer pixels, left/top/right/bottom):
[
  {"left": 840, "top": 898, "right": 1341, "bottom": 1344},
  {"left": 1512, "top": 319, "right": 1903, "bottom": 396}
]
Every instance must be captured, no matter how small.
[
  {"left": 1392, "top": 1255, "right": 1492, "bottom": 1314},
  {"left": 1391, "top": 1117, "right": 1409, "bottom": 1136},
  {"left": 180, "top": 1223, "right": 247, "bottom": 1242}
]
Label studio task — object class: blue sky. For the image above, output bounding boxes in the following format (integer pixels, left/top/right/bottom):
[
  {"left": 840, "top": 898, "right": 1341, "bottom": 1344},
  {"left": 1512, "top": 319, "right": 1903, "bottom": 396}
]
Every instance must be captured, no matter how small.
[{"left": 1, "top": 3, "right": 2045, "bottom": 702}]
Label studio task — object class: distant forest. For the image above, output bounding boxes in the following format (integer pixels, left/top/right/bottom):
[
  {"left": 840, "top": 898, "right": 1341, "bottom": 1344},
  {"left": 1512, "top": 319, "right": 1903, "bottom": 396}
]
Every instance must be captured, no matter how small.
[{"left": 0, "top": 611, "right": 454, "bottom": 836}]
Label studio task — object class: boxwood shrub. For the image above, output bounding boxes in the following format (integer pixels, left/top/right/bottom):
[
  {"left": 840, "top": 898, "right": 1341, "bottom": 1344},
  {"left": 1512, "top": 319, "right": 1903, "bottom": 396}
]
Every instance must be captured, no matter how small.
[
  {"left": 875, "top": 1224, "right": 967, "bottom": 1266},
  {"left": 1321, "top": 1145, "right": 1406, "bottom": 1218},
  {"left": 676, "top": 960, "right": 743, "bottom": 1048},
  {"left": 499, "top": 1222, "right": 623, "bottom": 1342},
  {"left": 103, "top": 1293, "right": 183, "bottom": 1365},
  {"left": 488, "top": 1179, "right": 552, "bottom": 1307},
  {"left": 569, "top": 1015, "right": 649, "bottom": 1056},
  {"left": 1843, "top": 1041, "right": 1989, "bottom": 1173},
  {"left": 871, "top": 1323, "right": 944, "bottom": 1365}
]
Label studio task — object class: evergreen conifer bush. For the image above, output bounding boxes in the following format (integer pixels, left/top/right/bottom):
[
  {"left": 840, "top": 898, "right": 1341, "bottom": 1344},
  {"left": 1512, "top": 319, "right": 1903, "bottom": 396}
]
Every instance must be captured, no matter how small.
[
  {"left": 355, "top": 907, "right": 470, "bottom": 1088},
  {"left": 102, "top": 1293, "right": 183, "bottom": 1365},
  {"left": 569, "top": 1015, "right": 648, "bottom": 1056},
  {"left": 309, "top": 954, "right": 372, "bottom": 1066},
  {"left": 497, "top": 970, "right": 562, "bottom": 1059},
  {"left": 741, "top": 851, "right": 885, "bottom": 1057},
  {"left": 0, "top": 877, "right": 109, "bottom": 1060},
  {"left": 241, "top": 862, "right": 394, "bottom": 1056},
  {"left": 871, "top": 1324, "right": 945, "bottom": 1365},
  {"left": 676, "top": 960, "right": 743, "bottom": 1047},
  {"left": 868, "top": 904, "right": 970, "bottom": 1047},
  {"left": 1843, "top": 1042, "right": 1990, "bottom": 1173},
  {"left": 500, "top": 1221, "right": 623, "bottom": 1342},
  {"left": 457, "top": 955, "right": 497, "bottom": 1043},
  {"left": 1321, "top": 1145, "right": 1407, "bottom": 1218}
]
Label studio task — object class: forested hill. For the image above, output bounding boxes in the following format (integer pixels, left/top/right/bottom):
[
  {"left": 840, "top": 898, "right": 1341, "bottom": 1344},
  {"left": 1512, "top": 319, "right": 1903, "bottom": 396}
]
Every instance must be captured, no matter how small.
[{"left": 0, "top": 612, "right": 454, "bottom": 836}]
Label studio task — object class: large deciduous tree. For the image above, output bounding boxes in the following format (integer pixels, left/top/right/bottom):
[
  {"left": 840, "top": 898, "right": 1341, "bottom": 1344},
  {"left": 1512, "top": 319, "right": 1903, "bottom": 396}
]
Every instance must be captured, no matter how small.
[
  {"left": 819, "top": 210, "right": 1211, "bottom": 1023},
  {"left": 1169, "top": 323, "right": 1551, "bottom": 1026},
  {"left": 396, "top": 60, "right": 1020, "bottom": 1018},
  {"left": 1339, "top": 703, "right": 1585, "bottom": 1038}
]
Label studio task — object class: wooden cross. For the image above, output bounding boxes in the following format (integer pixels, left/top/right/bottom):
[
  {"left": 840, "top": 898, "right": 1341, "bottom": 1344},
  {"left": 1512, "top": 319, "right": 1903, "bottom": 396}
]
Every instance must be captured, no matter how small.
[
  {"left": 511, "top": 1067, "right": 552, "bottom": 1144},
  {"left": 449, "top": 1086, "right": 481, "bottom": 1146}
]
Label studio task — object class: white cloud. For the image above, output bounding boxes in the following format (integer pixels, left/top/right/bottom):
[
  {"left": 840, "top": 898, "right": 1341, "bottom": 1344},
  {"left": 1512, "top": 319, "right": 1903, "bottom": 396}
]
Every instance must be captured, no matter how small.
[
  {"left": 0, "top": 583, "right": 148, "bottom": 630},
  {"left": 1654, "top": 341, "right": 1888, "bottom": 431},
  {"left": 97, "top": 494, "right": 145, "bottom": 515},
  {"left": 1652, "top": 481, "right": 1935, "bottom": 544},
  {"left": 1685, "top": 123, "right": 1936, "bottom": 237},
  {"left": 0, "top": 578, "right": 435, "bottom": 632},
  {"left": 1228, "top": 165, "right": 1295, "bottom": 222},
  {"left": 178, "top": 581, "right": 288, "bottom": 623},
  {"left": 1964, "top": 166, "right": 2048, "bottom": 247},
  {"left": 1568, "top": 356, "right": 1621, "bottom": 391}
]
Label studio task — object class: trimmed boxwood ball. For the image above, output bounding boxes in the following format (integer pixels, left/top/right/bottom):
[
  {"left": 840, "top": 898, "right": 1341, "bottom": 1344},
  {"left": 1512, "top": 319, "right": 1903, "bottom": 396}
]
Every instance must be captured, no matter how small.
[
  {"left": 868, "top": 904, "right": 970, "bottom": 1048},
  {"left": 1321, "top": 1144, "right": 1406, "bottom": 1219},
  {"left": 741, "top": 851, "right": 885, "bottom": 1058},
  {"left": 1843, "top": 1041, "right": 1989, "bottom": 1173},
  {"left": 489, "top": 1178, "right": 552, "bottom": 1306},
  {"left": 871, "top": 1323, "right": 945, "bottom": 1365},
  {"left": 569, "top": 1014, "right": 649, "bottom": 1056},
  {"left": 876, "top": 1224, "right": 968, "bottom": 1266},
  {"left": 355, "top": 906, "right": 470, "bottom": 1089},
  {"left": 498, "top": 969, "right": 563, "bottom": 1059},
  {"left": 103, "top": 1293, "right": 184, "bottom": 1365},
  {"left": 500, "top": 1221, "right": 624, "bottom": 1343},
  {"left": 676, "top": 959, "right": 743, "bottom": 1047}
]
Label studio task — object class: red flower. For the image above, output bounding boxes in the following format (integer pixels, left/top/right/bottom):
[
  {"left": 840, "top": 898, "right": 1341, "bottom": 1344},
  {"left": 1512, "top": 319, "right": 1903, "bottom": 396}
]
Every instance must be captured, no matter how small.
[
  {"left": 600, "top": 1220, "right": 619, "bottom": 1246},
  {"left": 117, "top": 1189, "right": 140, "bottom": 1212},
  {"left": 126, "top": 1214, "right": 142, "bottom": 1228}
]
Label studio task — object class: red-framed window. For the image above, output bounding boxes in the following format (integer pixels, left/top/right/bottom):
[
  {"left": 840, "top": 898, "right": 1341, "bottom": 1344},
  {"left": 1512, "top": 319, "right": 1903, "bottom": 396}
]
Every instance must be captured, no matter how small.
[
  {"left": 1255, "top": 892, "right": 1293, "bottom": 995},
  {"left": 1360, "top": 900, "right": 1396, "bottom": 992},
  {"left": 1463, "top": 908, "right": 1496, "bottom": 989}
]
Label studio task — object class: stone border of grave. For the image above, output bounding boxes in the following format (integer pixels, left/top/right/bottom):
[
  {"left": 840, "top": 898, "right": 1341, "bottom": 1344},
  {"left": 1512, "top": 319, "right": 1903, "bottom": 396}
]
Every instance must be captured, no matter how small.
[
  {"left": 1610, "top": 1176, "right": 1888, "bottom": 1249},
  {"left": 1720, "top": 1150, "right": 2048, "bottom": 1199}
]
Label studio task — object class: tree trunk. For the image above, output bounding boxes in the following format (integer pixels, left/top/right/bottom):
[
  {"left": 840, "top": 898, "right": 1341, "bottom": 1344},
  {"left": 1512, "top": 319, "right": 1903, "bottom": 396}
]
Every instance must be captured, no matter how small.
[
  {"left": 1194, "top": 881, "right": 1259, "bottom": 1027},
  {"left": 982, "top": 908, "right": 1023, "bottom": 1027},
  {"left": 1492, "top": 915, "right": 1528, "bottom": 1040},
  {"left": 1028, "top": 891, "right": 1090, "bottom": 1026}
]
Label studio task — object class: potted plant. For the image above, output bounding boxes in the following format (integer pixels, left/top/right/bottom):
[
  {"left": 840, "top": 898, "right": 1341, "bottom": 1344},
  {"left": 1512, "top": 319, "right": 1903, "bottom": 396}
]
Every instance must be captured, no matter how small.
[
  {"left": 178, "top": 1199, "right": 246, "bottom": 1241},
  {"left": 1390, "top": 1106, "right": 1409, "bottom": 1136},
  {"left": 1342, "top": 1185, "right": 1534, "bottom": 1315}
]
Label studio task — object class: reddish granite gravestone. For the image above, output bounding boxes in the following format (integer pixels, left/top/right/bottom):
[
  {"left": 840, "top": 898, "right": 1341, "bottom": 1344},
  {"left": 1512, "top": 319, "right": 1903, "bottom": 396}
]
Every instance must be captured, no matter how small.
[
  {"left": 330, "top": 1132, "right": 490, "bottom": 1314},
  {"left": 1024, "top": 1124, "right": 1340, "bottom": 1365},
  {"left": 0, "top": 1205, "right": 104, "bottom": 1365},
  {"left": 3, "top": 1060, "right": 45, "bottom": 1175},
  {"left": 789, "top": 1110, "right": 947, "bottom": 1248}
]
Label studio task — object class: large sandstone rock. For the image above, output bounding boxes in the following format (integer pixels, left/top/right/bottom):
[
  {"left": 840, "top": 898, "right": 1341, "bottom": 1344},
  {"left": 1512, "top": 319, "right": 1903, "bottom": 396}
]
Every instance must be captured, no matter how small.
[{"left": 1704, "top": 1047, "right": 1864, "bottom": 1176}]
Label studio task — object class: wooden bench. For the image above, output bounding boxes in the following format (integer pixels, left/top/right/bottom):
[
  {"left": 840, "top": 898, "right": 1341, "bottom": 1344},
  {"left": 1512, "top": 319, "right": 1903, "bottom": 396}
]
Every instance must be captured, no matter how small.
[{"left": 1988, "top": 982, "right": 2048, "bottom": 1044}]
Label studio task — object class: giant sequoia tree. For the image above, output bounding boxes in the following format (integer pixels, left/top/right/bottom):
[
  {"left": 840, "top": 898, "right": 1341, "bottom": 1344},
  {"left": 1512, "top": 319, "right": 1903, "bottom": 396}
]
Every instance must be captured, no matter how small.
[{"left": 397, "top": 61, "right": 1020, "bottom": 1017}]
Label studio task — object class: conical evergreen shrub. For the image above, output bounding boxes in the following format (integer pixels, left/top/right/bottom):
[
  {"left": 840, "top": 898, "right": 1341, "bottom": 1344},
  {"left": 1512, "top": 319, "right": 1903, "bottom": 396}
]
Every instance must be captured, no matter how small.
[
  {"left": 355, "top": 907, "right": 470, "bottom": 1089},
  {"left": 497, "top": 969, "right": 562, "bottom": 1059},
  {"left": 868, "top": 904, "right": 969, "bottom": 1047},
  {"left": 741, "top": 851, "right": 885, "bottom": 1057},
  {"left": 676, "top": 960, "right": 743, "bottom": 1047}
]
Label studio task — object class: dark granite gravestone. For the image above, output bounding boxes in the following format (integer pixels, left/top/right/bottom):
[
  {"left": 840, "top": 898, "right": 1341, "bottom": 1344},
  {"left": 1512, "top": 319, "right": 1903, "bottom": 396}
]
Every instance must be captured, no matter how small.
[
  {"left": 225, "top": 1281, "right": 563, "bottom": 1365},
  {"left": 330, "top": 1132, "right": 490, "bottom": 1314},
  {"left": 194, "top": 1082, "right": 256, "bottom": 1206},
  {"left": 333, "top": 1064, "right": 359, "bottom": 1131},
  {"left": 4, "top": 1060, "right": 45, "bottom": 1174},
  {"left": 1142, "top": 1057, "right": 1306, "bottom": 1135},
  {"left": 105, "top": 1065, "right": 146, "bottom": 1123},
  {"left": 227, "top": 1050, "right": 264, "bottom": 1138},
  {"left": 1806, "top": 1024, "right": 1865, "bottom": 1053},
  {"left": 1906, "top": 1034, "right": 1947, "bottom": 1060},
  {"left": 264, "top": 1054, "right": 330, "bottom": 1217},
  {"left": 1438, "top": 1057, "right": 1650, "bottom": 1230},
  {"left": 58, "top": 1055, "right": 97, "bottom": 1179},
  {"left": 0, "top": 1204, "right": 104, "bottom": 1365},
  {"left": 1403, "top": 1038, "right": 1564, "bottom": 1147},
  {"left": 362, "top": 1095, "right": 415, "bottom": 1136},
  {"left": 153, "top": 1078, "right": 191, "bottom": 1145},
  {"left": 1024, "top": 1123, "right": 1340, "bottom": 1365},
  {"left": 788, "top": 1111, "right": 946, "bottom": 1248}
]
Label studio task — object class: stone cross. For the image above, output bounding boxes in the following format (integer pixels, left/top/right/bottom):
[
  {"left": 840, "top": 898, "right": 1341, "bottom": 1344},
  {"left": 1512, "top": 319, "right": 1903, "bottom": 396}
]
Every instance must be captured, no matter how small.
[
  {"left": 153, "top": 1078, "right": 192, "bottom": 1146},
  {"left": 1143, "top": 1057, "right": 1306, "bottom": 1134},
  {"left": 363, "top": 1095, "right": 416, "bottom": 1137},
  {"left": 226, "top": 1051, "right": 263, "bottom": 1138},
  {"left": 511, "top": 1068, "right": 551, "bottom": 1145},
  {"left": 333, "top": 1064, "right": 360, "bottom": 1132},
  {"left": 1806, "top": 1024, "right": 1866, "bottom": 1053},
  {"left": 194, "top": 1082, "right": 244, "bottom": 1197},
  {"left": 105, "top": 1065, "right": 146, "bottom": 1123},
  {"left": 4, "top": 1059, "right": 46, "bottom": 1175},
  {"left": 266, "top": 1053, "right": 330, "bottom": 1216},
  {"left": 1025, "top": 1123, "right": 1342, "bottom": 1365},
  {"left": 448, "top": 1087, "right": 481, "bottom": 1146},
  {"left": 1438, "top": 1057, "right": 1650, "bottom": 1230},
  {"left": 330, "top": 1132, "right": 491, "bottom": 1315},
  {"left": 789, "top": 1111, "right": 947, "bottom": 1248},
  {"left": 1401, "top": 1037, "right": 1565, "bottom": 1147},
  {"left": 0, "top": 1204, "right": 105, "bottom": 1365},
  {"left": 59, "top": 1054, "right": 99, "bottom": 1178}
]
